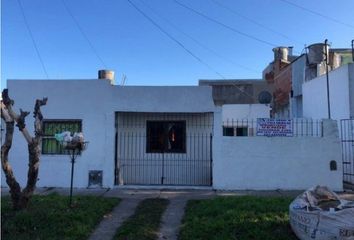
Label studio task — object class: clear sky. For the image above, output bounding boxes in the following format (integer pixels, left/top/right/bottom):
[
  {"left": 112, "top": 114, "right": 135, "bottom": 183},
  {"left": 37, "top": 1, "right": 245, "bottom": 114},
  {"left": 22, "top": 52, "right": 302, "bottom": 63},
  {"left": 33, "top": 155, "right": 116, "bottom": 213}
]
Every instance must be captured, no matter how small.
[{"left": 1, "top": 0, "right": 353, "bottom": 89}]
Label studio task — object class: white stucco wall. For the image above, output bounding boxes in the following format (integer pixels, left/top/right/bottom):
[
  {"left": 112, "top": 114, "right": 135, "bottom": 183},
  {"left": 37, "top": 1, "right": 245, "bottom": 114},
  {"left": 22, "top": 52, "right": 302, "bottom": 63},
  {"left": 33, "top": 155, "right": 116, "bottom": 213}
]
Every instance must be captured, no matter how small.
[
  {"left": 213, "top": 119, "right": 343, "bottom": 190},
  {"left": 1, "top": 79, "right": 215, "bottom": 188},
  {"left": 303, "top": 64, "right": 352, "bottom": 120},
  {"left": 2, "top": 78, "right": 344, "bottom": 190},
  {"left": 222, "top": 104, "right": 270, "bottom": 121},
  {"left": 349, "top": 64, "right": 354, "bottom": 118}
]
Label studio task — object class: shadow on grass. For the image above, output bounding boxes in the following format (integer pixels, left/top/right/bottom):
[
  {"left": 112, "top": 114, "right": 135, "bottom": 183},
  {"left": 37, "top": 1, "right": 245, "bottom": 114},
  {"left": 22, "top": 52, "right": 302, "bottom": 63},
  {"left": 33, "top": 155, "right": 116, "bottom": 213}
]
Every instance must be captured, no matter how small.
[{"left": 1, "top": 193, "right": 120, "bottom": 240}]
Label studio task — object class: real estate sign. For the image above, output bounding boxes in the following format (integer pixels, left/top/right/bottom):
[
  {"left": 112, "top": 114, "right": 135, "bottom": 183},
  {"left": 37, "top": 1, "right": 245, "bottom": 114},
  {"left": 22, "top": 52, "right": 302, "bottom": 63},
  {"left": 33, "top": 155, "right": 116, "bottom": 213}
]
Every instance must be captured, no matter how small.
[{"left": 256, "top": 118, "right": 293, "bottom": 137}]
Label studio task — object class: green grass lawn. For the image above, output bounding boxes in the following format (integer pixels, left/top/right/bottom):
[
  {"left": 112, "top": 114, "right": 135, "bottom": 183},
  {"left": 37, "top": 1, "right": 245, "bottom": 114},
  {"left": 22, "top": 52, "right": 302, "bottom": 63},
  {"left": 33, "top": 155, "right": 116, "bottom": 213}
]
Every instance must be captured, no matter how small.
[
  {"left": 114, "top": 198, "right": 169, "bottom": 240},
  {"left": 179, "top": 196, "right": 297, "bottom": 240},
  {"left": 1, "top": 193, "right": 120, "bottom": 240}
]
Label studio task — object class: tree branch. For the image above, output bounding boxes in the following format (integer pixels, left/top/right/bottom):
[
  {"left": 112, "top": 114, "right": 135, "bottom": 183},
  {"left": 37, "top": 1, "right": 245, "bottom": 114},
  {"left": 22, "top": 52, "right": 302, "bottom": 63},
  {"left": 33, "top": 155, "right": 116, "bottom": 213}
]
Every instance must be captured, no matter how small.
[
  {"left": 34, "top": 98, "right": 47, "bottom": 138},
  {"left": 1, "top": 89, "right": 48, "bottom": 209},
  {"left": 1, "top": 119, "right": 22, "bottom": 209},
  {"left": 1, "top": 102, "right": 13, "bottom": 122},
  {"left": 16, "top": 109, "right": 30, "bottom": 131},
  {"left": 2, "top": 90, "right": 33, "bottom": 144},
  {"left": 23, "top": 97, "right": 47, "bottom": 198},
  {"left": 2, "top": 89, "right": 14, "bottom": 106}
]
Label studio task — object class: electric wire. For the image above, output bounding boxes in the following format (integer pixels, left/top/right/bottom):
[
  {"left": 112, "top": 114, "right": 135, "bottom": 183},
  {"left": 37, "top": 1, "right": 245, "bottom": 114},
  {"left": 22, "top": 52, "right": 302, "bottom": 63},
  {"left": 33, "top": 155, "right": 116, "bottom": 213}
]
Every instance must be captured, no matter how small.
[
  {"left": 139, "top": 0, "right": 260, "bottom": 74},
  {"left": 16, "top": 0, "right": 49, "bottom": 78},
  {"left": 210, "top": 0, "right": 305, "bottom": 46},
  {"left": 129, "top": 0, "right": 258, "bottom": 100},
  {"left": 61, "top": 0, "right": 107, "bottom": 68},
  {"left": 173, "top": 0, "right": 278, "bottom": 48},
  {"left": 279, "top": 0, "right": 354, "bottom": 29},
  {"left": 126, "top": 0, "right": 226, "bottom": 79}
]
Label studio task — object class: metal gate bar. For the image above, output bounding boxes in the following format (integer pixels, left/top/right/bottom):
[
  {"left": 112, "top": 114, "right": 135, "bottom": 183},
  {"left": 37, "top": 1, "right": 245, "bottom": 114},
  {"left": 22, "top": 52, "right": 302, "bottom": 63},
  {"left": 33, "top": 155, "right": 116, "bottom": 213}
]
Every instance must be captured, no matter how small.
[
  {"left": 115, "top": 112, "right": 213, "bottom": 186},
  {"left": 341, "top": 119, "right": 354, "bottom": 189}
]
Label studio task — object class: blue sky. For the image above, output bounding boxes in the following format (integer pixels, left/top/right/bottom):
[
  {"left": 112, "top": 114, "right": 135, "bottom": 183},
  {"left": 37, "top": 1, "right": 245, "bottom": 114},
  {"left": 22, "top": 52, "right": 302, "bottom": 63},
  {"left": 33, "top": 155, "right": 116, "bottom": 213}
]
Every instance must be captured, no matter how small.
[{"left": 1, "top": 0, "right": 353, "bottom": 88}]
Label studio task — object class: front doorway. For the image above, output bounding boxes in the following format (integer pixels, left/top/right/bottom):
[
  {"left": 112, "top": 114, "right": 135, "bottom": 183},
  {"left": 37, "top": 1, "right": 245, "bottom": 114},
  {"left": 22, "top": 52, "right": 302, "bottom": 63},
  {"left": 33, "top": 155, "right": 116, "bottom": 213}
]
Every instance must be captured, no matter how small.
[{"left": 114, "top": 112, "right": 213, "bottom": 186}]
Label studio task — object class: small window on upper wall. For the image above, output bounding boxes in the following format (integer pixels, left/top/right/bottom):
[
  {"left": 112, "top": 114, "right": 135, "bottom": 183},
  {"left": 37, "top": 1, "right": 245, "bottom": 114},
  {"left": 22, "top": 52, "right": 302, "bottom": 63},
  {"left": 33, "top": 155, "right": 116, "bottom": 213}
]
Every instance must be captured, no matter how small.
[
  {"left": 222, "top": 127, "right": 248, "bottom": 136},
  {"left": 42, "top": 120, "right": 82, "bottom": 155},
  {"left": 146, "top": 121, "right": 186, "bottom": 153},
  {"left": 223, "top": 127, "right": 234, "bottom": 136},
  {"left": 236, "top": 127, "right": 248, "bottom": 136}
]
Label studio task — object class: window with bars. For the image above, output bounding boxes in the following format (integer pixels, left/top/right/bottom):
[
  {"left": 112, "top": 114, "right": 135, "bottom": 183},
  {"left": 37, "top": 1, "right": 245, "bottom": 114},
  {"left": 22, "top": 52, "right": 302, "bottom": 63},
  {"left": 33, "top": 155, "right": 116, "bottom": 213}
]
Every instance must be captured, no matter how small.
[
  {"left": 223, "top": 126, "right": 249, "bottom": 136},
  {"left": 146, "top": 121, "right": 186, "bottom": 153},
  {"left": 42, "top": 120, "right": 82, "bottom": 155}
]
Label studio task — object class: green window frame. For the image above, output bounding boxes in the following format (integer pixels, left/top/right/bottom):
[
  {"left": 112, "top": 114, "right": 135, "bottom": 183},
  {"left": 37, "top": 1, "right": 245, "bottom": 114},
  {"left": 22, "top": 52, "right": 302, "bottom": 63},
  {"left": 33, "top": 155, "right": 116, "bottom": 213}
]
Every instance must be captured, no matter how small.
[{"left": 42, "top": 120, "right": 82, "bottom": 155}]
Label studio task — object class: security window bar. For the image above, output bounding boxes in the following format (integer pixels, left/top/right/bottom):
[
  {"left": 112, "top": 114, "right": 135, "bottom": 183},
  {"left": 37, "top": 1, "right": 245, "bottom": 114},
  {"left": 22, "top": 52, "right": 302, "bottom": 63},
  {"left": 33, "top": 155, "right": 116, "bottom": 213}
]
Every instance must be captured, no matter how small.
[
  {"left": 236, "top": 127, "right": 248, "bottom": 136},
  {"left": 223, "top": 127, "right": 248, "bottom": 136},
  {"left": 223, "top": 127, "right": 234, "bottom": 136},
  {"left": 146, "top": 121, "right": 186, "bottom": 153},
  {"left": 42, "top": 120, "right": 82, "bottom": 155}
]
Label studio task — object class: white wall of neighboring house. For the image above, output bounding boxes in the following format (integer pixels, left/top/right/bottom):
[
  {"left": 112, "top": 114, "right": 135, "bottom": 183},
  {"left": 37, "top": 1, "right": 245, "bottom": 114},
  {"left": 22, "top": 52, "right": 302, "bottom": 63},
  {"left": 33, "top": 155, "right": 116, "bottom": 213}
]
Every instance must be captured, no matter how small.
[
  {"left": 349, "top": 63, "right": 354, "bottom": 118},
  {"left": 222, "top": 104, "right": 270, "bottom": 121},
  {"left": 290, "top": 55, "right": 306, "bottom": 118},
  {"left": 213, "top": 119, "right": 343, "bottom": 191},
  {"left": 303, "top": 63, "right": 353, "bottom": 120}
]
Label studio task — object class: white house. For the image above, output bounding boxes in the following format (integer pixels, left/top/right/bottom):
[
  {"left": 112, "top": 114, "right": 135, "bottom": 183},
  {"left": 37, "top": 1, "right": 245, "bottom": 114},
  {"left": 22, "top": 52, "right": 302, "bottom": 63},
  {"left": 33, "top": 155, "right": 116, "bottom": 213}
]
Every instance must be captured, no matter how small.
[
  {"left": 1, "top": 74, "right": 343, "bottom": 190},
  {"left": 303, "top": 63, "right": 354, "bottom": 120},
  {"left": 302, "top": 63, "right": 354, "bottom": 187},
  {"left": 1, "top": 77, "right": 216, "bottom": 188}
]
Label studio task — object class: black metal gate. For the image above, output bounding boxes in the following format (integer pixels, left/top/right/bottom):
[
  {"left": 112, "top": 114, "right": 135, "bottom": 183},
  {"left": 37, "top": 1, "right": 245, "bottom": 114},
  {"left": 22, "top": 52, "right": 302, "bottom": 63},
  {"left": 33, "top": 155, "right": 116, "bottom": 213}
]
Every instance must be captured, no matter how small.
[
  {"left": 341, "top": 119, "right": 354, "bottom": 189},
  {"left": 115, "top": 112, "right": 213, "bottom": 186}
]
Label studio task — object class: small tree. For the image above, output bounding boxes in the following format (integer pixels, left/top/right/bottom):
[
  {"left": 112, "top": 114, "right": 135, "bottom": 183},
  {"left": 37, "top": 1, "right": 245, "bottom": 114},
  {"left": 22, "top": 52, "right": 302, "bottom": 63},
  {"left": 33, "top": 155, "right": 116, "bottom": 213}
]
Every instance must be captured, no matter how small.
[{"left": 1, "top": 89, "right": 47, "bottom": 210}]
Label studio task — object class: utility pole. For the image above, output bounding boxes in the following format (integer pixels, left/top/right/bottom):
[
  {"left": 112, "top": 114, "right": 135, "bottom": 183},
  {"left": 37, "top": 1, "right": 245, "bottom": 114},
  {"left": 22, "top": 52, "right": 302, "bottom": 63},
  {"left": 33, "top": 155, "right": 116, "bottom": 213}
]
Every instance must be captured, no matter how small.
[
  {"left": 324, "top": 39, "right": 331, "bottom": 119},
  {"left": 351, "top": 40, "right": 354, "bottom": 62}
]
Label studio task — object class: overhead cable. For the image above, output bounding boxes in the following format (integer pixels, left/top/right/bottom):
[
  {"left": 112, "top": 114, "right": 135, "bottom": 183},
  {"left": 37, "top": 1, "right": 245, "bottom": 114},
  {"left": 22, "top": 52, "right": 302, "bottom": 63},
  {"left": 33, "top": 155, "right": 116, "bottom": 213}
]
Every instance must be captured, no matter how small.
[
  {"left": 210, "top": 0, "right": 304, "bottom": 46},
  {"left": 139, "top": 0, "right": 260, "bottom": 74},
  {"left": 127, "top": 0, "right": 226, "bottom": 79},
  {"left": 16, "top": 0, "right": 49, "bottom": 78},
  {"left": 279, "top": 0, "right": 354, "bottom": 29},
  {"left": 173, "top": 0, "right": 278, "bottom": 48},
  {"left": 61, "top": 0, "right": 107, "bottom": 68}
]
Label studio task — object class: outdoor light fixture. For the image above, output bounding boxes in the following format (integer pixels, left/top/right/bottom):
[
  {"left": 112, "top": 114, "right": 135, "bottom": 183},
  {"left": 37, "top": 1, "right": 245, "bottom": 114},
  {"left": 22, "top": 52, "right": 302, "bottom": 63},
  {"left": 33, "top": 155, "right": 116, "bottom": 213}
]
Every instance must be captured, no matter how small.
[
  {"left": 63, "top": 141, "right": 88, "bottom": 207},
  {"left": 56, "top": 132, "right": 88, "bottom": 207}
]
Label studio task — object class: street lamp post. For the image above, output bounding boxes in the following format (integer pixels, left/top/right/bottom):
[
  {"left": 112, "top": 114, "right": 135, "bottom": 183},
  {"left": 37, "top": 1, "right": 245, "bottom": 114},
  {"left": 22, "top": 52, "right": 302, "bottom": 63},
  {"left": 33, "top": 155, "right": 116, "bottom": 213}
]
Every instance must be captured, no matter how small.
[{"left": 61, "top": 140, "right": 88, "bottom": 207}]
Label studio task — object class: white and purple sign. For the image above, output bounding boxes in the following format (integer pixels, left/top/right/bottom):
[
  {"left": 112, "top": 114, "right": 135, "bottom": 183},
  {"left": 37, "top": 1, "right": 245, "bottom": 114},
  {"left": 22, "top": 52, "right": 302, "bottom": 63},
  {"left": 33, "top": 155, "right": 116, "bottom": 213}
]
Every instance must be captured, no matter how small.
[{"left": 256, "top": 118, "right": 293, "bottom": 137}]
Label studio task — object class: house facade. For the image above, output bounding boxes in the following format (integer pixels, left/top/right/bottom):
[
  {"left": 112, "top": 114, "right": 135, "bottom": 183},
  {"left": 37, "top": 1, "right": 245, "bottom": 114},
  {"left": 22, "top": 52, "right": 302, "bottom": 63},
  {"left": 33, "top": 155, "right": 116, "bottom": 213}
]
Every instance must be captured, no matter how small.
[
  {"left": 1, "top": 73, "right": 344, "bottom": 190},
  {"left": 1, "top": 78, "right": 215, "bottom": 188},
  {"left": 303, "top": 62, "right": 354, "bottom": 120}
]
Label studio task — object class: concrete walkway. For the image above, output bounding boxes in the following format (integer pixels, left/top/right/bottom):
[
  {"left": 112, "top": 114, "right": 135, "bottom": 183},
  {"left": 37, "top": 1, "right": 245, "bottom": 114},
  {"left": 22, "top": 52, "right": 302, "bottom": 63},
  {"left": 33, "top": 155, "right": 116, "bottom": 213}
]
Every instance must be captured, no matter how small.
[
  {"left": 1, "top": 187, "right": 353, "bottom": 240},
  {"left": 88, "top": 198, "right": 141, "bottom": 240},
  {"left": 158, "top": 198, "right": 187, "bottom": 240}
]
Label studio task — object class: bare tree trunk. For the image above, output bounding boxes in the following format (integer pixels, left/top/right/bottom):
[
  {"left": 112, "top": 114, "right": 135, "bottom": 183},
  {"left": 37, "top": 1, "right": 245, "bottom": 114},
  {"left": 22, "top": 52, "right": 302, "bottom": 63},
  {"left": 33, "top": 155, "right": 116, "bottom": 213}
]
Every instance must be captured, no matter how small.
[
  {"left": 0, "top": 118, "right": 22, "bottom": 209},
  {"left": 1, "top": 89, "right": 47, "bottom": 210}
]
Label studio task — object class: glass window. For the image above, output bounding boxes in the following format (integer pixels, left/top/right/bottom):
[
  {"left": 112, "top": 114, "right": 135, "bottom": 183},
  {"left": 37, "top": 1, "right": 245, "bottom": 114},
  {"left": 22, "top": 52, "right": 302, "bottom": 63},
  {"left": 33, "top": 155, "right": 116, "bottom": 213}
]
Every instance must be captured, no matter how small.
[
  {"left": 236, "top": 127, "right": 248, "bottom": 136},
  {"left": 42, "top": 120, "right": 82, "bottom": 155},
  {"left": 146, "top": 121, "right": 186, "bottom": 153},
  {"left": 223, "top": 127, "right": 234, "bottom": 136},
  {"left": 222, "top": 127, "right": 248, "bottom": 136}
]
